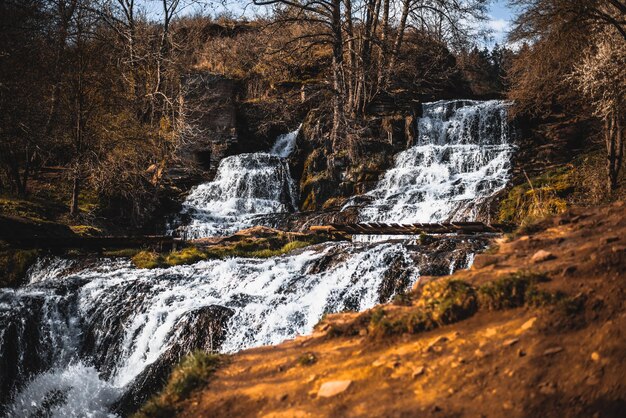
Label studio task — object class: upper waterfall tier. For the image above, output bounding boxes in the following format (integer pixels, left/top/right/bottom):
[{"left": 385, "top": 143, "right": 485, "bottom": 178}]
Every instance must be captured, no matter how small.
[
  {"left": 352, "top": 100, "right": 514, "bottom": 223},
  {"left": 178, "top": 128, "right": 300, "bottom": 238}
]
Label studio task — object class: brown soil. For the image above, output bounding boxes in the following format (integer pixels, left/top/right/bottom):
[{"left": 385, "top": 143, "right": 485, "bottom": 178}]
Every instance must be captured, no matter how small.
[{"left": 174, "top": 202, "right": 625, "bottom": 418}]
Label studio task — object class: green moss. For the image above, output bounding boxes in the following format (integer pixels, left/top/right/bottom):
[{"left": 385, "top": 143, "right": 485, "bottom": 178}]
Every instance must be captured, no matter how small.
[
  {"left": 297, "top": 352, "right": 317, "bottom": 366},
  {"left": 0, "top": 247, "right": 39, "bottom": 287},
  {"left": 102, "top": 248, "right": 141, "bottom": 258},
  {"left": 133, "top": 351, "right": 224, "bottom": 418},
  {"left": 367, "top": 279, "right": 477, "bottom": 339},
  {"left": 132, "top": 251, "right": 164, "bottom": 269},
  {"left": 70, "top": 225, "right": 103, "bottom": 237},
  {"left": 164, "top": 246, "right": 207, "bottom": 266},
  {"left": 392, "top": 291, "right": 413, "bottom": 306},
  {"left": 332, "top": 271, "right": 565, "bottom": 340},
  {"left": 0, "top": 197, "right": 50, "bottom": 223},
  {"left": 498, "top": 165, "right": 574, "bottom": 225},
  {"left": 131, "top": 238, "right": 322, "bottom": 269},
  {"left": 477, "top": 270, "right": 549, "bottom": 310}
]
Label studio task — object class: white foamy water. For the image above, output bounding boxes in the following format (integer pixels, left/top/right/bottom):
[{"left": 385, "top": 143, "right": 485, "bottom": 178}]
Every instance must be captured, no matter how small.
[
  {"left": 348, "top": 100, "right": 513, "bottom": 223},
  {"left": 270, "top": 125, "right": 300, "bottom": 158},
  {"left": 2, "top": 241, "right": 443, "bottom": 416}
]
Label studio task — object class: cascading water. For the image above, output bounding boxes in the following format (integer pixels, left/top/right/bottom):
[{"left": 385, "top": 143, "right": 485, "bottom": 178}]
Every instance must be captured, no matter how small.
[
  {"left": 0, "top": 100, "right": 514, "bottom": 417},
  {"left": 176, "top": 128, "right": 300, "bottom": 238},
  {"left": 348, "top": 100, "right": 513, "bottom": 223}
]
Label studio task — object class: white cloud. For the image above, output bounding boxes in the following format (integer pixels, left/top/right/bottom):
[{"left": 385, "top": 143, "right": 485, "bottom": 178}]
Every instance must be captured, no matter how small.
[{"left": 488, "top": 18, "right": 510, "bottom": 33}]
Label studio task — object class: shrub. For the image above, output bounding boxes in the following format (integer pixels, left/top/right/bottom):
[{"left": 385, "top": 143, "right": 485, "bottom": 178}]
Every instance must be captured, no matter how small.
[{"left": 477, "top": 270, "right": 549, "bottom": 310}]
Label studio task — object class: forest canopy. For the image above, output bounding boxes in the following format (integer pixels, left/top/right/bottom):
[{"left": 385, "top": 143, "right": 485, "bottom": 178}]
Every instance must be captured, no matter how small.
[{"left": 0, "top": 0, "right": 623, "bottom": 226}]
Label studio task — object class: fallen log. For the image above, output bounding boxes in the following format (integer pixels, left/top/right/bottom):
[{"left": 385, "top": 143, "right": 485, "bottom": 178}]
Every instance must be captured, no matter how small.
[{"left": 311, "top": 222, "right": 514, "bottom": 236}]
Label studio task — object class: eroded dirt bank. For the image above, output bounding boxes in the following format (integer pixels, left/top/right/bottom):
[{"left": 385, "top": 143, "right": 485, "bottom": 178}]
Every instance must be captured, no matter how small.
[{"left": 161, "top": 202, "right": 625, "bottom": 418}]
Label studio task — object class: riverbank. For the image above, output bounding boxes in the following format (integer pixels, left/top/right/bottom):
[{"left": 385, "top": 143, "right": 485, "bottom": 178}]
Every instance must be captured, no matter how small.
[{"left": 144, "top": 202, "right": 625, "bottom": 418}]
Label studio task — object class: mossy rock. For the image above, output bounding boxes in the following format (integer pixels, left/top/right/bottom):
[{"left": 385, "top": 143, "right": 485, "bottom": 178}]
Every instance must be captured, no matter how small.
[
  {"left": 0, "top": 245, "right": 39, "bottom": 287},
  {"left": 131, "top": 235, "right": 325, "bottom": 269}
]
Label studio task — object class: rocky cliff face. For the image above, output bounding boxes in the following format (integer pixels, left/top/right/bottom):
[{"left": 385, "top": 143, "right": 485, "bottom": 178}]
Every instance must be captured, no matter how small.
[
  {"left": 169, "top": 72, "right": 305, "bottom": 188},
  {"left": 291, "top": 110, "right": 419, "bottom": 212}
]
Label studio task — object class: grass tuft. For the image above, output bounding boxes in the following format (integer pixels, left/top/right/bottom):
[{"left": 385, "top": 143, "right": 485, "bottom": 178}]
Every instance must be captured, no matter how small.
[{"left": 132, "top": 351, "right": 224, "bottom": 418}]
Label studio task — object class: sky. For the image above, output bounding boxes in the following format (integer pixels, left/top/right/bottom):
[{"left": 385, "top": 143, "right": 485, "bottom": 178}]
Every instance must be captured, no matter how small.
[
  {"left": 486, "top": 0, "right": 515, "bottom": 46},
  {"left": 147, "top": 0, "right": 517, "bottom": 48}
]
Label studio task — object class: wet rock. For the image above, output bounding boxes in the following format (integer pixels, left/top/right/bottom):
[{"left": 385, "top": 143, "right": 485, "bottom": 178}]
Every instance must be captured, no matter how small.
[
  {"left": 531, "top": 250, "right": 556, "bottom": 263},
  {"left": 317, "top": 380, "right": 352, "bottom": 398},
  {"left": 111, "top": 305, "right": 233, "bottom": 416}
]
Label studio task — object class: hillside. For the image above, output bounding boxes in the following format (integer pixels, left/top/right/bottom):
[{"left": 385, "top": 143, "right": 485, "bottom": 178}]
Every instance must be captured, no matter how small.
[{"left": 145, "top": 202, "right": 625, "bottom": 418}]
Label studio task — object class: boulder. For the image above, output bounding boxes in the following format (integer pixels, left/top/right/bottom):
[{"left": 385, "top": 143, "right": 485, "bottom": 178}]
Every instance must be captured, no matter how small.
[{"left": 531, "top": 250, "right": 556, "bottom": 263}]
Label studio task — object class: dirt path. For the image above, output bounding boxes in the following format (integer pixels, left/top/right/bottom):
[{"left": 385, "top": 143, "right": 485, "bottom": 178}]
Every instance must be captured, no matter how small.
[{"left": 173, "top": 202, "right": 625, "bottom": 418}]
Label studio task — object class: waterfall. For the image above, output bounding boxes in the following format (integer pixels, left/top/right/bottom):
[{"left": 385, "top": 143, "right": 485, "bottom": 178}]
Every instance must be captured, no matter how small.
[
  {"left": 0, "top": 238, "right": 485, "bottom": 417},
  {"left": 270, "top": 126, "right": 301, "bottom": 158},
  {"left": 176, "top": 127, "right": 300, "bottom": 238},
  {"left": 0, "top": 100, "right": 514, "bottom": 416},
  {"left": 349, "top": 100, "right": 513, "bottom": 223}
]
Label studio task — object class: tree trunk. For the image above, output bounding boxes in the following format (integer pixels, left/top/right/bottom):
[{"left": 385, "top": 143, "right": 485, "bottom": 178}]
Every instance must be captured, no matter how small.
[
  {"left": 607, "top": 111, "right": 624, "bottom": 191},
  {"left": 344, "top": 0, "right": 356, "bottom": 116},
  {"left": 385, "top": 0, "right": 410, "bottom": 88},
  {"left": 70, "top": 174, "right": 80, "bottom": 216},
  {"left": 330, "top": 0, "right": 343, "bottom": 150}
]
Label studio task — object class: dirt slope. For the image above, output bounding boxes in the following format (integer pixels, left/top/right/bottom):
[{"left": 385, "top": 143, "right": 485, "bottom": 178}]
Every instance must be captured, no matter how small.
[{"left": 174, "top": 202, "right": 625, "bottom": 418}]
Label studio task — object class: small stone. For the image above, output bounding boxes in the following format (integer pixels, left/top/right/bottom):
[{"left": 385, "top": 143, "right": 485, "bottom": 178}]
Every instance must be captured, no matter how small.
[
  {"left": 520, "top": 317, "right": 537, "bottom": 331},
  {"left": 317, "top": 380, "right": 352, "bottom": 398},
  {"left": 503, "top": 401, "right": 513, "bottom": 410},
  {"left": 517, "top": 349, "right": 526, "bottom": 357},
  {"left": 543, "top": 347, "right": 564, "bottom": 356},
  {"left": 359, "top": 328, "right": 368, "bottom": 336},
  {"left": 538, "top": 382, "right": 557, "bottom": 395},
  {"left": 485, "top": 328, "right": 497, "bottom": 337},
  {"left": 474, "top": 349, "right": 487, "bottom": 359},
  {"left": 277, "top": 393, "right": 289, "bottom": 402},
  {"left": 532, "top": 250, "right": 556, "bottom": 263},
  {"left": 412, "top": 366, "right": 425, "bottom": 378},
  {"left": 503, "top": 338, "right": 520, "bottom": 347},
  {"left": 591, "top": 352, "right": 601, "bottom": 362},
  {"left": 426, "top": 336, "right": 448, "bottom": 352}
]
